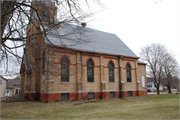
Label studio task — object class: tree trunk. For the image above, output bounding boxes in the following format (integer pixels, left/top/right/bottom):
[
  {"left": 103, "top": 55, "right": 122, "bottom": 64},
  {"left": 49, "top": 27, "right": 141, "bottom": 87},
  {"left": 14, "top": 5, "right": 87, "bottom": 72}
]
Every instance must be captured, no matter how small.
[
  {"left": 156, "top": 84, "right": 160, "bottom": 94},
  {"left": 168, "top": 87, "right": 172, "bottom": 93},
  {"left": 1, "top": 1, "right": 17, "bottom": 38}
]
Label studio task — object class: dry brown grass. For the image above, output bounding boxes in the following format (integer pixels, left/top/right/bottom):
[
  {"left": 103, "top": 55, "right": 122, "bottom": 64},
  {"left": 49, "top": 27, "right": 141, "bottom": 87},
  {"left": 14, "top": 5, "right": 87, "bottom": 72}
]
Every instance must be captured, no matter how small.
[{"left": 1, "top": 94, "right": 179, "bottom": 119}]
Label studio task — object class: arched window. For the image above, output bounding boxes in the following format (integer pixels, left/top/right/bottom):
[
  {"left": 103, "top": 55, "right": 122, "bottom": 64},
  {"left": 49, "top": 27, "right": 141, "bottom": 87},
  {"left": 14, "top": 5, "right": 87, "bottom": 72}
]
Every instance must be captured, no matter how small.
[
  {"left": 126, "top": 63, "right": 132, "bottom": 82},
  {"left": 87, "top": 59, "right": 94, "bottom": 82},
  {"left": 42, "top": 9, "right": 50, "bottom": 23},
  {"left": 109, "top": 61, "right": 114, "bottom": 82},
  {"left": 61, "top": 57, "right": 69, "bottom": 82}
]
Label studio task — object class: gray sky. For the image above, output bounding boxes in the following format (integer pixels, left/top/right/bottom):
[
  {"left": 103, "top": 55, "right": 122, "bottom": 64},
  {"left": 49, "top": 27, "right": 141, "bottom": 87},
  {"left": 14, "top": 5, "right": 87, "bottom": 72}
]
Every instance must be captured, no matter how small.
[
  {"left": 2, "top": 0, "right": 180, "bottom": 78},
  {"left": 87, "top": 0, "right": 180, "bottom": 64}
]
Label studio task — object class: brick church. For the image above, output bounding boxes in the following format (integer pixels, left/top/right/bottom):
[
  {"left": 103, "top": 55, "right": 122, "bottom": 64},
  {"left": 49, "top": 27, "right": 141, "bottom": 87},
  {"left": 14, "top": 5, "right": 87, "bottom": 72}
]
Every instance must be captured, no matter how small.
[{"left": 20, "top": 0, "right": 147, "bottom": 102}]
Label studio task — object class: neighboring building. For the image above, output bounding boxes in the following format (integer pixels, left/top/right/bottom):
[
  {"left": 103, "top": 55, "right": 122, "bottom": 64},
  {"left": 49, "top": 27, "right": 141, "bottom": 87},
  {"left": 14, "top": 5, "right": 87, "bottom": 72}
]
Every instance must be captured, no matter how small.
[
  {"left": 147, "top": 77, "right": 166, "bottom": 91},
  {"left": 20, "top": 0, "right": 147, "bottom": 102},
  {"left": 6, "top": 78, "right": 21, "bottom": 97},
  {"left": 0, "top": 76, "right": 8, "bottom": 98}
]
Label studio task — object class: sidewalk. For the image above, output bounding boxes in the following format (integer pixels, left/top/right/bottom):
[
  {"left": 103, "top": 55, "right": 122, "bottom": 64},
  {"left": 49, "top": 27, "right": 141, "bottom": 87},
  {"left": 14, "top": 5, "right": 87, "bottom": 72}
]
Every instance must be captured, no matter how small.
[{"left": 148, "top": 92, "right": 177, "bottom": 95}]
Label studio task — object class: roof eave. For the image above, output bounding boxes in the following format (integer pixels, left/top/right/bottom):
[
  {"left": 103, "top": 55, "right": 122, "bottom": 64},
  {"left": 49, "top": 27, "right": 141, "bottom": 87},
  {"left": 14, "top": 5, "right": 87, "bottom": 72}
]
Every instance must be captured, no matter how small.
[
  {"left": 46, "top": 44, "right": 138, "bottom": 58},
  {"left": 138, "top": 62, "right": 147, "bottom": 65}
]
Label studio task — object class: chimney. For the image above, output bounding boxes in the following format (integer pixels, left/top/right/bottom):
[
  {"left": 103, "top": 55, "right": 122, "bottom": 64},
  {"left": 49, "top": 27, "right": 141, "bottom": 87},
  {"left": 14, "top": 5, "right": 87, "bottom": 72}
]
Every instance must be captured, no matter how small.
[{"left": 81, "top": 22, "right": 86, "bottom": 28}]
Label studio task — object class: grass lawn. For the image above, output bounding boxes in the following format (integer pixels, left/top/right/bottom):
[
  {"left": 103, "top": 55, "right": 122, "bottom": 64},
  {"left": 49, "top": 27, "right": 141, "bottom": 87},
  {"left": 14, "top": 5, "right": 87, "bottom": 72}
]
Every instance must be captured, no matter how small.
[{"left": 1, "top": 94, "right": 179, "bottom": 119}]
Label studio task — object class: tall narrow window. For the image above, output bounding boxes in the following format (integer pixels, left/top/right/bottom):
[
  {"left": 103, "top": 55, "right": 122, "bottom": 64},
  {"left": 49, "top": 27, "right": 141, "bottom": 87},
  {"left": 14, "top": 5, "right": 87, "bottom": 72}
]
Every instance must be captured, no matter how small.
[
  {"left": 61, "top": 57, "right": 69, "bottom": 82},
  {"left": 42, "top": 51, "right": 45, "bottom": 75},
  {"left": 142, "top": 75, "right": 145, "bottom": 87},
  {"left": 87, "top": 59, "right": 94, "bottom": 82},
  {"left": 0, "top": 80, "right": 2, "bottom": 85},
  {"left": 126, "top": 63, "right": 131, "bottom": 82},
  {"left": 109, "top": 61, "right": 114, "bottom": 82},
  {"left": 42, "top": 9, "right": 50, "bottom": 23}
]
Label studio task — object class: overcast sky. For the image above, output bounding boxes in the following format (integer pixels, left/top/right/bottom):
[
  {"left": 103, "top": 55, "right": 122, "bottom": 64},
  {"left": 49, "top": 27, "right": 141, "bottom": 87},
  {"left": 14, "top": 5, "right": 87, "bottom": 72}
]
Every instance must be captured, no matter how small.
[
  {"left": 2, "top": 0, "right": 180, "bottom": 78},
  {"left": 87, "top": 0, "right": 180, "bottom": 64}
]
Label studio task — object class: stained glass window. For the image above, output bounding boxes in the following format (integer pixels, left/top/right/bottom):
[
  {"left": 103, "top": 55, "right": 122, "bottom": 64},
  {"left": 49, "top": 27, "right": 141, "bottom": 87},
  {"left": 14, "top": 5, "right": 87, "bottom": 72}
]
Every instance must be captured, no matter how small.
[
  {"left": 61, "top": 57, "right": 69, "bottom": 82},
  {"left": 109, "top": 61, "right": 114, "bottom": 82},
  {"left": 126, "top": 63, "right": 131, "bottom": 82},
  {"left": 42, "top": 51, "right": 45, "bottom": 75},
  {"left": 87, "top": 59, "right": 94, "bottom": 82},
  {"left": 42, "top": 9, "right": 50, "bottom": 23}
]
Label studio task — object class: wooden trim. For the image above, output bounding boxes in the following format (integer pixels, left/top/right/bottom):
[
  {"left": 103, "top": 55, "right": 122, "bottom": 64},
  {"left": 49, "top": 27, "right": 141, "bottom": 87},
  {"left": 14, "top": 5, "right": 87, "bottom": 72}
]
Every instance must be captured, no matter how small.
[{"left": 138, "top": 62, "right": 147, "bottom": 65}]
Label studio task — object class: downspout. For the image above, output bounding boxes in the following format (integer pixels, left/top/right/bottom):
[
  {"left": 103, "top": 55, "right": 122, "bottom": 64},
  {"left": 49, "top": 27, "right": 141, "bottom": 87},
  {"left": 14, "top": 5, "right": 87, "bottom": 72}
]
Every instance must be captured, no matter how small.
[
  {"left": 80, "top": 52, "right": 83, "bottom": 100},
  {"left": 47, "top": 49, "right": 49, "bottom": 103},
  {"left": 135, "top": 60, "right": 139, "bottom": 96},
  {"left": 118, "top": 56, "right": 123, "bottom": 98}
]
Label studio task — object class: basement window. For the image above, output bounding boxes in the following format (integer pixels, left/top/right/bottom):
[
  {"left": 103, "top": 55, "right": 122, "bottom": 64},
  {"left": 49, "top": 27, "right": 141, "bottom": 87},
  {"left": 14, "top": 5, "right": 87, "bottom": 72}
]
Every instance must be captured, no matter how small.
[
  {"left": 110, "top": 92, "right": 115, "bottom": 98},
  {"left": 61, "top": 93, "right": 69, "bottom": 101},
  {"left": 128, "top": 91, "right": 132, "bottom": 96},
  {"left": 88, "top": 92, "right": 95, "bottom": 99}
]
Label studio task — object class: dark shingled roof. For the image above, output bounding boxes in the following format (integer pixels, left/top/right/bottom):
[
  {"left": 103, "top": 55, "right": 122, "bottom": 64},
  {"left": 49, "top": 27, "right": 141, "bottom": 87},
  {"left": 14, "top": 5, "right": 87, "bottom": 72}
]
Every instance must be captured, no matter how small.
[
  {"left": 6, "top": 78, "right": 21, "bottom": 89},
  {"left": 41, "top": 23, "right": 138, "bottom": 57}
]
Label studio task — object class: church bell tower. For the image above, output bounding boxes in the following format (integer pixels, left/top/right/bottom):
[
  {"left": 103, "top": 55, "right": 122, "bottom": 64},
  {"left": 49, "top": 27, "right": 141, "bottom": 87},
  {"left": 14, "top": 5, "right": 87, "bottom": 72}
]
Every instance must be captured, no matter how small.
[
  {"left": 22, "top": 0, "right": 58, "bottom": 101},
  {"left": 30, "top": 0, "right": 57, "bottom": 25}
]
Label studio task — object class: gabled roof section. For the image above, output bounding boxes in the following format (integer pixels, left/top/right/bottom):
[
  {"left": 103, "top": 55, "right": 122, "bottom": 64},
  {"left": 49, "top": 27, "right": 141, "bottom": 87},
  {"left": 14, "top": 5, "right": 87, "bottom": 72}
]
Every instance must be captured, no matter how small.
[
  {"left": 0, "top": 76, "right": 8, "bottom": 81},
  {"left": 41, "top": 23, "right": 138, "bottom": 58},
  {"left": 6, "top": 78, "right": 21, "bottom": 89}
]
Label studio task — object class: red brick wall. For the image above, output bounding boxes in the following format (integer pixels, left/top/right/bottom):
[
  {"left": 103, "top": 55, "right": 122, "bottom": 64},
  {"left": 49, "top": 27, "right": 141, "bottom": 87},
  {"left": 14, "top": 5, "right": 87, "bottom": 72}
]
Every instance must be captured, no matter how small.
[{"left": 25, "top": 90, "right": 147, "bottom": 102}]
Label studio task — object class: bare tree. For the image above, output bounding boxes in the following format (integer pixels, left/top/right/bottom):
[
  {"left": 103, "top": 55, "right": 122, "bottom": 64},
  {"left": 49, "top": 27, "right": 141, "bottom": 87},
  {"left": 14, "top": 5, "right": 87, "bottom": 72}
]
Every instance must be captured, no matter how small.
[
  {"left": 1, "top": 0, "right": 101, "bottom": 77},
  {"left": 140, "top": 43, "right": 172, "bottom": 94},
  {"left": 161, "top": 54, "right": 179, "bottom": 93},
  {"left": 171, "top": 77, "right": 180, "bottom": 91}
]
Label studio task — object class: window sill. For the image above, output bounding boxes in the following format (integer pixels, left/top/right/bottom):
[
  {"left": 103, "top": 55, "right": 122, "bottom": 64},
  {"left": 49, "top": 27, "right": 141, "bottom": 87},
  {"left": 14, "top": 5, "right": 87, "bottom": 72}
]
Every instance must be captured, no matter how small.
[
  {"left": 87, "top": 82, "right": 95, "bottom": 83},
  {"left": 60, "top": 82, "right": 70, "bottom": 83},
  {"left": 127, "top": 82, "right": 132, "bottom": 83},
  {"left": 109, "top": 82, "right": 115, "bottom": 83}
]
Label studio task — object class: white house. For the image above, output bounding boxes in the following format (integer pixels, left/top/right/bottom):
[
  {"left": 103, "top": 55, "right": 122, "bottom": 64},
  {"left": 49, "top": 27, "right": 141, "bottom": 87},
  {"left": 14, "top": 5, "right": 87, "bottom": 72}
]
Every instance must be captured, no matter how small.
[
  {"left": 147, "top": 77, "right": 166, "bottom": 91},
  {"left": 0, "top": 76, "right": 8, "bottom": 98},
  {"left": 6, "top": 78, "right": 21, "bottom": 97}
]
